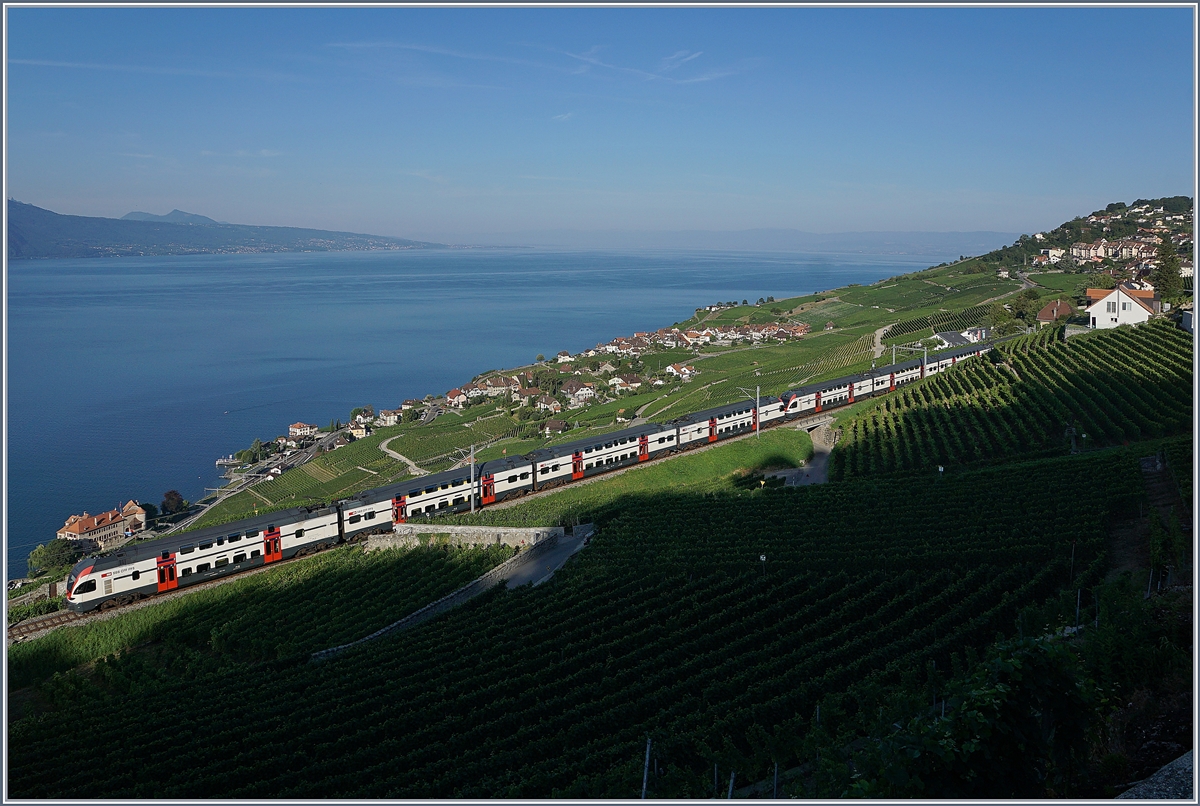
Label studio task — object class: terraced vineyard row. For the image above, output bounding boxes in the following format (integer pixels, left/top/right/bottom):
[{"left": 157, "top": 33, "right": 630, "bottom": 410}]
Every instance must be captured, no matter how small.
[
  {"left": 9, "top": 451, "right": 1137, "bottom": 798},
  {"left": 884, "top": 304, "right": 991, "bottom": 343},
  {"left": 832, "top": 321, "right": 1192, "bottom": 480},
  {"left": 8, "top": 543, "right": 514, "bottom": 689}
]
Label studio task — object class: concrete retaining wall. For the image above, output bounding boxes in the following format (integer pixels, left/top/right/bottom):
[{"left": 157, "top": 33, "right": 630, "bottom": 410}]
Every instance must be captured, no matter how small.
[{"left": 367, "top": 524, "right": 563, "bottom": 551}]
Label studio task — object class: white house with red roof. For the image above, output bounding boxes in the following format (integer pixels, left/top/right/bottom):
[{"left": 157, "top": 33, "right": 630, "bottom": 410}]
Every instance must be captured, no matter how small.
[{"left": 1085, "top": 287, "right": 1153, "bottom": 329}]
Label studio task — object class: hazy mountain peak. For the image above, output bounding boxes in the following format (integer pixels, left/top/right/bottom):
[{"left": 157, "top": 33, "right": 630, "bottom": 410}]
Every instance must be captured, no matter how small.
[{"left": 122, "top": 209, "right": 218, "bottom": 225}]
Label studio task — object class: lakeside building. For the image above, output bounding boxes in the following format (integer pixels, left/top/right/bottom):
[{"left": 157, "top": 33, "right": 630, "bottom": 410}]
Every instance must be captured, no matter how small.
[
  {"left": 289, "top": 422, "right": 318, "bottom": 437},
  {"left": 57, "top": 506, "right": 138, "bottom": 550}
]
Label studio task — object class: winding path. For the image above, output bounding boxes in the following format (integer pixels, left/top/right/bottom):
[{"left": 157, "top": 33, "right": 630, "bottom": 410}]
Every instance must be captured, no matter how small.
[{"left": 379, "top": 436, "right": 429, "bottom": 475}]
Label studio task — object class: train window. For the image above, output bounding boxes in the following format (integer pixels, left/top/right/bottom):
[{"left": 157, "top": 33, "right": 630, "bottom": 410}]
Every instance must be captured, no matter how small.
[
  {"left": 519, "top": 472, "right": 529, "bottom": 480},
  {"left": 438, "top": 500, "right": 449, "bottom": 509},
  {"left": 180, "top": 567, "right": 192, "bottom": 577},
  {"left": 453, "top": 496, "right": 464, "bottom": 505},
  {"left": 247, "top": 530, "right": 259, "bottom": 538},
  {"left": 215, "top": 558, "right": 229, "bottom": 568},
  {"left": 586, "top": 463, "right": 593, "bottom": 469},
  {"left": 179, "top": 545, "right": 195, "bottom": 555},
  {"left": 75, "top": 580, "right": 97, "bottom": 595},
  {"left": 425, "top": 487, "right": 437, "bottom": 495},
  {"left": 552, "top": 464, "right": 560, "bottom": 471},
  {"left": 199, "top": 542, "right": 213, "bottom": 550},
  {"left": 196, "top": 563, "right": 211, "bottom": 573},
  {"left": 364, "top": 511, "right": 376, "bottom": 520},
  {"left": 251, "top": 550, "right": 260, "bottom": 559},
  {"left": 425, "top": 504, "right": 435, "bottom": 512},
  {"left": 233, "top": 553, "right": 246, "bottom": 564},
  {"left": 440, "top": 484, "right": 449, "bottom": 490},
  {"left": 267, "top": 524, "right": 275, "bottom": 531},
  {"left": 668, "top": 435, "right": 675, "bottom": 441},
  {"left": 217, "top": 538, "right": 225, "bottom": 546},
  {"left": 348, "top": 515, "right": 361, "bottom": 525},
  {"left": 508, "top": 475, "right": 517, "bottom": 484},
  {"left": 409, "top": 490, "right": 421, "bottom": 497},
  {"left": 131, "top": 570, "right": 140, "bottom": 581},
  {"left": 228, "top": 535, "right": 241, "bottom": 543},
  {"left": 161, "top": 550, "right": 170, "bottom": 560},
  {"left": 295, "top": 529, "right": 304, "bottom": 538}
]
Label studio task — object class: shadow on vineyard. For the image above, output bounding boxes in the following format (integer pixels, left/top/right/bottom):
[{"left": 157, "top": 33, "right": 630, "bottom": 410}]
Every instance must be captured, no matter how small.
[
  {"left": 7, "top": 543, "right": 513, "bottom": 691},
  {"left": 10, "top": 441, "right": 1189, "bottom": 799}
]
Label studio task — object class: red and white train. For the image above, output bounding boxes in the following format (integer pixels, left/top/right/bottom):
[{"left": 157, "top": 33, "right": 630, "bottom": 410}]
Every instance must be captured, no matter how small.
[{"left": 65, "top": 343, "right": 990, "bottom": 612}]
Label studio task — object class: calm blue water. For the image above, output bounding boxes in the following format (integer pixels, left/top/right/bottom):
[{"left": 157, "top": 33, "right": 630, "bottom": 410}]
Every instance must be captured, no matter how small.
[{"left": 6, "top": 248, "right": 951, "bottom": 577}]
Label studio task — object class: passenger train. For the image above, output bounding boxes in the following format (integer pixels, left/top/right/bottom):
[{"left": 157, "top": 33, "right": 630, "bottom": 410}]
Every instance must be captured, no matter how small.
[{"left": 64, "top": 342, "right": 991, "bottom": 612}]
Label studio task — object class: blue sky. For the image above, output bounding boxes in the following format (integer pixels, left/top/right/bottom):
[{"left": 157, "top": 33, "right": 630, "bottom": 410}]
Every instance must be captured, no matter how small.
[{"left": 5, "top": 6, "right": 1195, "bottom": 243}]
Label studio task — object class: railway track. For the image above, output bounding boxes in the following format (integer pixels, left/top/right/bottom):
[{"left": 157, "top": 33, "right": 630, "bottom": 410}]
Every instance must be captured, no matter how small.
[{"left": 7, "top": 609, "right": 86, "bottom": 640}]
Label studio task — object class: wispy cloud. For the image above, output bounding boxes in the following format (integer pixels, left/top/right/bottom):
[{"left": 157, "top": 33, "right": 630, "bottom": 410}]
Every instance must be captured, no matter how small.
[
  {"left": 117, "top": 152, "right": 158, "bottom": 159},
  {"left": 401, "top": 169, "right": 450, "bottom": 184},
  {"left": 556, "top": 46, "right": 742, "bottom": 85},
  {"left": 660, "top": 50, "right": 703, "bottom": 72},
  {"left": 552, "top": 112, "right": 573, "bottom": 121}
]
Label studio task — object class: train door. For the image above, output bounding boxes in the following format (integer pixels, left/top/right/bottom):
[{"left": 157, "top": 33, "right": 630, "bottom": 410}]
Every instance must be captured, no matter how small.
[
  {"left": 889, "top": 372, "right": 896, "bottom": 392},
  {"left": 572, "top": 451, "right": 584, "bottom": 480},
  {"left": 263, "top": 526, "right": 283, "bottom": 564},
  {"left": 952, "top": 356, "right": 957, "bottom": 365},
  {"left": 814, "top": 391, "right": 822, "bottom": 413},
  {"left": 392, "top": 495, "right": 407, "bottom": 525},
  {"left": 481, "top": 473, "right": 496, "bottom": 504},
  {"left": 752, "top": 406, "right": 759, "bottom": 433},
  {"left": 638, "top": 435, "right": 649, "bottom": 461},
  {"left": 708, "top": 417, "right": 718, "bottom": 442},
  {"left": 155, "top": 551, "right": 178, "bottom": 593},
  {"left": 920, "top": 361, "right": 926, "bottom": 379},
  {"left": 848, "top": 383, "right": 855, "bottom": 404}
]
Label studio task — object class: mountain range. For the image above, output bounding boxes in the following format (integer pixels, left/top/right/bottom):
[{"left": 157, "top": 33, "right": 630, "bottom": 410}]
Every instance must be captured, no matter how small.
[{"left": 7, "top": 201, "right": 443, "bottom": 259}]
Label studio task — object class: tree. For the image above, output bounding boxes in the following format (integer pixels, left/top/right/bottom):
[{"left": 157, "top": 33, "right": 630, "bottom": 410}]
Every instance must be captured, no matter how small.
[
  {"left": 1151, "top": 239, "right": 1182, "bottom": 299},
  {"left": 536, "top": 354, "right": 545, "bottom": 362},
  {"left": 140, "top": 501, "right": 159, "bottom": 521},
  {"left": 161, "top": 490, "right": 187, "bottom": 515},
  {"left": 28, "top": 540, "right": 85, "bottom": 576}
]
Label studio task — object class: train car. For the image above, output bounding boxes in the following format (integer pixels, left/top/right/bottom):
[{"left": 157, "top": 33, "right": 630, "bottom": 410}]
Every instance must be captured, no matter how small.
[
  {"left": 65, "top": 503, "right": 340, "bottom": 613},
  {"left": 674, "top": 398, "right": 763, "bottom": 448},
  {"left": 384, "top": 466, "right": 482, "bottom": 521},
  {"left": 478, "top": 456, "right": 537, "bottom": 505},
  {"left": 526, "top": 421, "right": 675, "bottom": 486}
]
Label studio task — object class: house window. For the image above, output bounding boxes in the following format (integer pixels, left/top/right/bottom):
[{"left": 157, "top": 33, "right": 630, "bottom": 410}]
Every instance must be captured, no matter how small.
[
  {"left": 1106, "top": 301, "right": 1117, "bottom": 313},
  {"left": 1122, "top": 302, "right": 1130, "bottom": 311}
]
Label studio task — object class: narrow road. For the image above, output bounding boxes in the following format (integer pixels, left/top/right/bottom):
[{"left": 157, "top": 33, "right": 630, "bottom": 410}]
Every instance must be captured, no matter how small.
[
  {"left": 379, "top": 436, "right": 428, "bottom": 475},
  {"left": 871, "top": 323, "right": 893, "bottom": 358}
]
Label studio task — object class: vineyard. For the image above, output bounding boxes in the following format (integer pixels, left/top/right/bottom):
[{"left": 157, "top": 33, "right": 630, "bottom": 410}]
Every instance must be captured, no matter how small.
[
  {"left": 882, "top": 304, "right": 992, "bottom": 344},
  {"left": 8, "top": 543, "right": 513, "bottom": 689},
  {"left": 9, "top": 449, "right": 1141, "bottom": 798},
  {"left": 831, "top": 321, "right": 1193, "bottom": 480}
]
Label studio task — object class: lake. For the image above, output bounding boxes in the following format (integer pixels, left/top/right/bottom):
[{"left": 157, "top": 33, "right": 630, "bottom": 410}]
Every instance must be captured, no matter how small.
[{"left": 6, "top": 247, "right": 954, "bottom": 577}]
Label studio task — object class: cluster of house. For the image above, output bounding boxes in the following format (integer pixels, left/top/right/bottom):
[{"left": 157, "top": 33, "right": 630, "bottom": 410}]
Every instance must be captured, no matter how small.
[
  {"left": 443, "top": 361, "right": 702, "bottom": 413},
  {"left": 56, "top": 500, "right": 148, "bottom": 551},
  {"left": 573, "top": 322, "right": 813, "bottom": 358}
]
